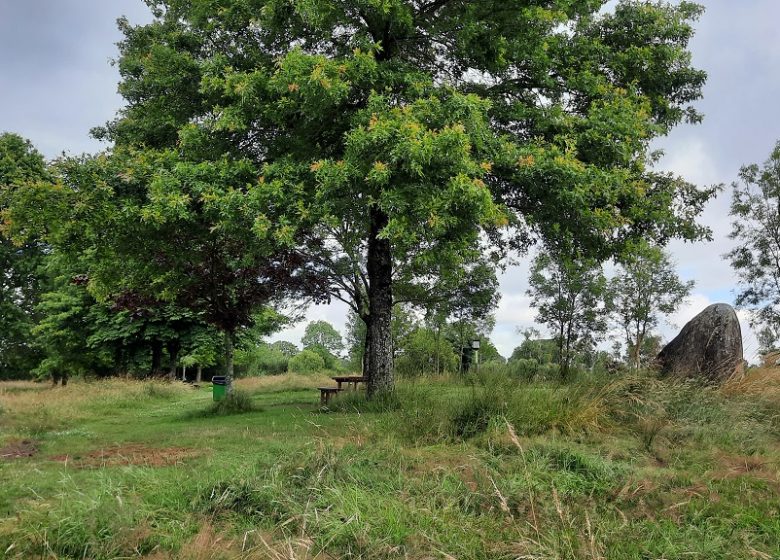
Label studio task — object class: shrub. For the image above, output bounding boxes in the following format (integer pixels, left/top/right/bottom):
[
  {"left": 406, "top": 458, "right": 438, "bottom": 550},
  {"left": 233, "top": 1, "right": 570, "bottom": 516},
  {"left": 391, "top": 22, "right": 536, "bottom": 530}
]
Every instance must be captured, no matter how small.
[
  {"left": 305, "top": 343, "right": 339, "bottom": 370},
  {"left": 288, "top": 349, "right": 325, "bottom": 374},
  {"left": 235, "top": 343, "right": 289, "bottom": 376},
  {"left": 142, "top": 382, "right": 176, "bottom": 399}
]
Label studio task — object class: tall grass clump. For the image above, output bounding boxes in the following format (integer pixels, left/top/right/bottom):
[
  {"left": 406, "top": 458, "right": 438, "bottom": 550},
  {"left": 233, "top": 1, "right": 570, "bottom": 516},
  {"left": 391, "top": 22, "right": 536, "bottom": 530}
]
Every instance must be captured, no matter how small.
[
  {"left": 382, "top": 365, "right": 750, "bottom": 447},
  {"left": 325, "top": 368, "right": 630, "bottom": 444},
  {"left": 205, "top": 389, "right": 257, "bottom": 416},
  {"left": 326, "top": 387, "right": 403, "bottom": 413},
  {"left": 0, "top": 472, "right": 198, "bottom": 559},
  {"left": 142, "top": 381, "right": 178, "bottom": 399},
  {"left": 235, "top": 372, "right": 334, "bottom": 393}
]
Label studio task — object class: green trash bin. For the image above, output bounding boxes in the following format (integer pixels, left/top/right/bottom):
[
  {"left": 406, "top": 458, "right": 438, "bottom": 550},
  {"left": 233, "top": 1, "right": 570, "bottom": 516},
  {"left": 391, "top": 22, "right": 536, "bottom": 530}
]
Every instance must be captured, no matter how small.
[{"left": 212, "top": 376, "right": 227, "bottom": 401}]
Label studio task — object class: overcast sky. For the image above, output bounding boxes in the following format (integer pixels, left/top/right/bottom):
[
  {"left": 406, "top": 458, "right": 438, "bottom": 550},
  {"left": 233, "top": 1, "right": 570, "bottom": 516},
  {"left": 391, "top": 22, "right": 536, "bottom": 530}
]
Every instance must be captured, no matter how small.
[{"left": 2, "top": 0, "right": 779, "bottom": 361}]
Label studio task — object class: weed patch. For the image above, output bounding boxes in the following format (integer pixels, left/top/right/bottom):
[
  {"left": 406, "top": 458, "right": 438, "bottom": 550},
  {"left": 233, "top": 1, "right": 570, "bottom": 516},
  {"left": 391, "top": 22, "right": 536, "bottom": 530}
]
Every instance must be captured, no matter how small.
[
  {"left": 50, "top": 443, "right": 201, "bottom": 468},
  {"left": 203, "top": 389, "right": 258, "bottom": 416},
  {"left": 0, "top": 439, "right": 38, "bottom": 460}
]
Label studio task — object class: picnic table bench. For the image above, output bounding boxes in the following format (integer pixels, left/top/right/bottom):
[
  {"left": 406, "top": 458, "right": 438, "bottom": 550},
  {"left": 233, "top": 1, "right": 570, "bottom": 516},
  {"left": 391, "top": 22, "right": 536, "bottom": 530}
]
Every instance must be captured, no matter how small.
[
  {"left": 331, "top": 375, "right": 367, "bottom": 390},
  {"left": 317, "top": 376, "right": 367, "bottom": 406}
]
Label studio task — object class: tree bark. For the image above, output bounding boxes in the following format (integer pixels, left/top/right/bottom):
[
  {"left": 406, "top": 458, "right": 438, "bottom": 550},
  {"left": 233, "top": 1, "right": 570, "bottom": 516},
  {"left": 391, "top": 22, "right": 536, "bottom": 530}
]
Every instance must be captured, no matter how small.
[
  {"left": 362, "top": 316, "right": 371, "bottom": 376},
  {"left": 196, "top": 364, "right": 203, "bottom": 383},
  {"left": 151, "top": 340, "right": 163, "bottom": 376},
  {"left": 366, "top": 206, "right": 394, "bottom": 396},
  {"left": 435, "top": 325, "right": 441, "bottom": 375},
  {"left": 114, "top": 347, "right": 124, "bottom": 375},
  {"left": 167, "top": 340, "right": 180, "bottom": 380},
  {"left": 224, "top": 330, "right": 235, "bottom": 392}
]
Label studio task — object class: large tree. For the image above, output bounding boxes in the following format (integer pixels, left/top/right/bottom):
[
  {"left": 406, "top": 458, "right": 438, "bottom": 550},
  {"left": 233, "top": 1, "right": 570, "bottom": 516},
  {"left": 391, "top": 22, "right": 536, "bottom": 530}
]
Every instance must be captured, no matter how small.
[
  {"left": 610, "top": 241, "right": 693, "bottom": 369},
  {"left": 8, "top": 148, "right": 327, "bottom": 386},
  {"left": 527, "top": 247, "right": 609, "bottom": 378},
  {"left": 727, "top": 140, "right": 780, "bottom": 345},
  {"left": 96, "top": 0, "right": 712, "bottom": 394},
  {"left": 0, "top": 133, "right": 50, "bottom": 379},
  {"left": 301, "top": 320, "right": 344, "bottom": 355}
]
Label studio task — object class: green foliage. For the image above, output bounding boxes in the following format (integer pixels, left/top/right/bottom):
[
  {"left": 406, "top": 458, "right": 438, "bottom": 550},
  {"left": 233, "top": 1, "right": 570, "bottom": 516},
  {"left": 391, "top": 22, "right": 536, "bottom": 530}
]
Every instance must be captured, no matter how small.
[
  {"left": 510, "top": 329, "right": 559, "bottom": 365},
  {"left": 611, "top": 241, "right": 693, "bottom": 368},
  {"left": 270, "top": 340, "right": 299, "bottom": 357},
  {"left": 86, "top": 0, "right": 714, "bottom": 394},
  {"left": 727, "top": 140, "right": 780, "bottom": 345},
  {"left": 30, "top": 260, "right": 114, "bottom": 380},
  {"left": 474, "top": 337, "right": 504, "bottom": 364},
  {"left": 0, "top": 133, "right": 50, "bottom": 379},
  {"left": 345, "top": 310, "right": 367, "bottom": 371},
  {"left": 301, "top": 320, "right": 344, "bottom": 355},
  {"left": 304, "top": 343, "right": 339, "bottom": 370},
  {"left": 288, "top": 348, "right": 326, "bottom": 374},
  {"left": 528, "top": 247, "right": 610, "bottom": 379},
  {"left": 235, "top": 342, "right": 289, "bottom": 376},
  {"left": 7, "top": 145, "right": 324, "bottom": 382},
  {"left": 443, "top": 319, "right": 498, "bottom": 373},
  {"left": 395, "top": 327, "right": 459, "bottom": 377}
]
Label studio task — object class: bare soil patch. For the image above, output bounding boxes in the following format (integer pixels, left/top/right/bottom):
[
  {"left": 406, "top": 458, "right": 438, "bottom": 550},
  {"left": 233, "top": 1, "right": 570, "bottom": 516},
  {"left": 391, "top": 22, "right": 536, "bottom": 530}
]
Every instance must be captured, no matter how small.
[
  {"left": 0, "top": 439, "right": 38, "bottom": 460},
  {"left": 51, "top": 443, "right": 201, "bottom": 468},
  {"left": 713, "top": 452, "right": 780, "bottom": 487}
]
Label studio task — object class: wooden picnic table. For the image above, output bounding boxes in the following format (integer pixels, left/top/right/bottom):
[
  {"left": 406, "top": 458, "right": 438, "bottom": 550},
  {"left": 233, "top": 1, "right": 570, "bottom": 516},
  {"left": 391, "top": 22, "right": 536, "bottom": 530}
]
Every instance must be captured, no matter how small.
[{"left": 331, "top": 375, "right": 366, "bottom": 390}]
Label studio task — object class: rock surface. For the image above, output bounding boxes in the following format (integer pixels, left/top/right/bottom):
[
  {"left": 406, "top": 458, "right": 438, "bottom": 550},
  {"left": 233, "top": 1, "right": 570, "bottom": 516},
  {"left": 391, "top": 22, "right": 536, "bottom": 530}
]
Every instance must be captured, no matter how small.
[{"left": 657, "top": 303, "right": 744, "bottom": 382}]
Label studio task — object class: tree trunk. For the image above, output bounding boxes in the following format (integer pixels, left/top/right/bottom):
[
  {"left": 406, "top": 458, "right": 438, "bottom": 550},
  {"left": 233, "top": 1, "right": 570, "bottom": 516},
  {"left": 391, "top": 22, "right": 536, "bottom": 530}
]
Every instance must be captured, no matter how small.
[
  {"left": 114, "top": 347, "right": 124, "bottom": 375},
  {"left": 557, "top": 323, "right": 566, "bottom": 379},
  {"left": 634, "top": 324, "right": 645, "bottom": 370},
  {"left": 563, "top": 320, "right": 574, "bottom": 381},
  {"left": 366, "top": 206, "right": 394, "bottom": 396},
  {"left": 435, "top": 325, "right": 441, "bottom": 375},
  {"left": 151, "top": 340, "right": 163, "bottom": 376},
  {"left": 182, "top": 365, "right": 187, "bottom": 382},
  {"left": 362, "top": 316, "right": 371, "bottom": 376},
  {"left": 196, "top": 364, "right": 203, "bottom": 383},
  {"left": 224, "top": 330, "right": 235, "bottom": 392},
  {"left": 167, "top": 340, "right": 180, "bottom": 380}
]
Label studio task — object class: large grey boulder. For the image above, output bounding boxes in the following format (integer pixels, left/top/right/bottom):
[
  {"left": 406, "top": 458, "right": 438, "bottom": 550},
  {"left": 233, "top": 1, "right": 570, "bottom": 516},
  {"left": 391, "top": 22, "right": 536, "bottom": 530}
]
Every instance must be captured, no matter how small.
[{"left": 657, "top": 303, "right": 744, "bottom": 382}]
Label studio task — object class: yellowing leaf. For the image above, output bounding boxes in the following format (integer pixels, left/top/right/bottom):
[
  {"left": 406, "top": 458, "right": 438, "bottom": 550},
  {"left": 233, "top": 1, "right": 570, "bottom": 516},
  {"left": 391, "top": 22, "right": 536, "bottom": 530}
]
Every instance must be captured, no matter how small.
[{"left": 518, "top": 155, "right": 535, "bottom": 167}]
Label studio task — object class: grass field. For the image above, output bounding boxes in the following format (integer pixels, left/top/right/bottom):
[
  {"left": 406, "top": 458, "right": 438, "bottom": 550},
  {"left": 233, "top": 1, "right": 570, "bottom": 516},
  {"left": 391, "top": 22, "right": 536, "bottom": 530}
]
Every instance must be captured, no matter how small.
[{"left": 1, "top": 369, "right": 779, "bottom": 559}]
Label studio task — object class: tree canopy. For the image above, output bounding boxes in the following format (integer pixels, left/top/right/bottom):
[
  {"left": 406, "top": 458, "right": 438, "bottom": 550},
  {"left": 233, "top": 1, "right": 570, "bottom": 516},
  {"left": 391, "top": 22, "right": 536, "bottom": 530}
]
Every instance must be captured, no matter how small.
[
  {"left": 84, "top": 0, "right": 712, "bottom": 394},
  {"left": 302, "top": 320, "right": 344, "bottom": 355},
  {"left": 611, "top": 242, "right": 693, "bottom": 368},
  {"left": 0, "top": 133, "right": 50, "bottom": 378},
  {"left": 527, "top": 247, "right": 609, "bottom": 378},
  {"left": 727, "top": 140, "right": 780, "bottom": 346}
]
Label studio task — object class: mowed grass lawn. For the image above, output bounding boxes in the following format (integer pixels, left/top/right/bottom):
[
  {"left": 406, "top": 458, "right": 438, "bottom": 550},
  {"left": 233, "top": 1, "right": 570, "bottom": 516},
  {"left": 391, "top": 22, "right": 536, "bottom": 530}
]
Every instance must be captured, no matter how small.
[{"left": 1, "top": 370, "right": 780, "bottom": 559}]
